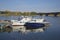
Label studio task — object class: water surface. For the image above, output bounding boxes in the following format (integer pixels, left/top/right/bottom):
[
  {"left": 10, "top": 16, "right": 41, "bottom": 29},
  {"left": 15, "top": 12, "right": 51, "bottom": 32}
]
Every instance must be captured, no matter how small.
[{"left": 0, "top": 16, "right": 60, "bottom": 40}]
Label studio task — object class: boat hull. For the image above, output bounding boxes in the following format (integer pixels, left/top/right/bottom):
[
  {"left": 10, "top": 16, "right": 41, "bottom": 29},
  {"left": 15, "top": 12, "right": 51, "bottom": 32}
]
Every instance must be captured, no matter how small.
[{"left": 24, "top": 23, "right": 45, "bottom": 29}]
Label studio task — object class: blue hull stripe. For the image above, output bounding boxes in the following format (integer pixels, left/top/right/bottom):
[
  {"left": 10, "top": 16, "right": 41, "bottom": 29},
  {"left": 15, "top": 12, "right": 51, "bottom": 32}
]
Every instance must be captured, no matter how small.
[{"left": 24, "top": 23, "right": 45, "bottom": 29}]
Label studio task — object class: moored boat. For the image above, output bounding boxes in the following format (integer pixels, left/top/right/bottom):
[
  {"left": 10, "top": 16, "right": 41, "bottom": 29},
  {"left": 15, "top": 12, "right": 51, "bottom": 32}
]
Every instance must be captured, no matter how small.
[
  {"left": 11, "top": 16, "right": 31, "bottom": 26},
  {"left": 24, "top": 18, "right": 50, "bottom": 29}
]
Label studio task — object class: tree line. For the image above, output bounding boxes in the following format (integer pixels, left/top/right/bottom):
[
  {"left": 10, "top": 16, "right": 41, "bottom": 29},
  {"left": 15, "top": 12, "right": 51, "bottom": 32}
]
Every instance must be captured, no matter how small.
[
  {"left": 0, "top": 11, "right": 60, "bottom": 16},
  {"left": 0, "top": 11, "right": 37, "bottom": 16}
]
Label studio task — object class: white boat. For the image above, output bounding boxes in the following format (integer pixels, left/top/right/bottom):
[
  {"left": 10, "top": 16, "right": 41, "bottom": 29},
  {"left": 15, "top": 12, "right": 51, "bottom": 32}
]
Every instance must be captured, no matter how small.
[{"left": 11, "top": 16, "right": 31, "bottom": 26}]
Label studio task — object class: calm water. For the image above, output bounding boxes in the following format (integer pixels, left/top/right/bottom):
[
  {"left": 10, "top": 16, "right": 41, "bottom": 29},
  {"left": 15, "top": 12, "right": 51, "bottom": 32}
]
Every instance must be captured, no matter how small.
[{"left": 0, "top": 16, "right": 60, "bottom": 40}]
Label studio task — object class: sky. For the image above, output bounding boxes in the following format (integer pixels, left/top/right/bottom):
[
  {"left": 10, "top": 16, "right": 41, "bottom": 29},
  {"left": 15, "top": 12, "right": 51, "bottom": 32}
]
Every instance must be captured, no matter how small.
[{"left": 0, "top": 0, "right": 60, "bottom": 12}]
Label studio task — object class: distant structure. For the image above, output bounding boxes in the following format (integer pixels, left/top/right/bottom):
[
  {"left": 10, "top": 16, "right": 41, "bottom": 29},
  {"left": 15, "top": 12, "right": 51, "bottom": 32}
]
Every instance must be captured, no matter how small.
[
  {"left": 37, "top": 12, "right": 60, "bottom": 16},
  {"left": 0, "top": 11, "right": 60, "bottom": 16}
]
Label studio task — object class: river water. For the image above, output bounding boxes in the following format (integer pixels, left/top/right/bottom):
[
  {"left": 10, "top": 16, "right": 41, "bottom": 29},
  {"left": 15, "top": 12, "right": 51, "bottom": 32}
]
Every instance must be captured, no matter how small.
[{"left": 0, "top": 16, "right": 60, "bottom": 40}]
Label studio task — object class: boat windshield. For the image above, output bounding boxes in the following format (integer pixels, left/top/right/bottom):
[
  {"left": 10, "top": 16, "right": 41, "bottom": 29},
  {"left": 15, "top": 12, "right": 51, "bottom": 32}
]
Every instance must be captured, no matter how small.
[{"left": 18, "top": 16, "right": 24, "bottom": 21}]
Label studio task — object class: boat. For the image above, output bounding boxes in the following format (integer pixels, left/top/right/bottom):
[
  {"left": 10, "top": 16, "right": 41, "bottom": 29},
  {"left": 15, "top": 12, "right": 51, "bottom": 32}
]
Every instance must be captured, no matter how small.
[
  {"left": 24, "top": 18, "right": 50, "bottom": 29},
  {"left": 11, "top": 16, "right": 31, "bottom": 26}
]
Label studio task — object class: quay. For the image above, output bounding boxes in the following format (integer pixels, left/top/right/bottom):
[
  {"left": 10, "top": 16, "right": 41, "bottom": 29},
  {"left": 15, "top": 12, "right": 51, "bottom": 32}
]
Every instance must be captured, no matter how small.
[{"left": 0, "top": 20, "right": 12, "bottom": 31}]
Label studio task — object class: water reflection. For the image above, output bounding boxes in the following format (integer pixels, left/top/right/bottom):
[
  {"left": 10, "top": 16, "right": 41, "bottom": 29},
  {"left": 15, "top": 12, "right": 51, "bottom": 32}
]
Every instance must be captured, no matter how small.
[
  {"left": 0, "top": 26, "right": 12, "bottom": 33},
  {"left": 0, "top": 25, "right": 49, "bottom": 33}
]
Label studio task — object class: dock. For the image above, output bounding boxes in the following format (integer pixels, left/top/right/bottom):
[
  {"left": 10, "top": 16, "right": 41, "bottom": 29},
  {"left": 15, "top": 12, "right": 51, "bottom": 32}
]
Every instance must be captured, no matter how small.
[{"left": 0, "top": 20, "right": 12, "bottom": 32}]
